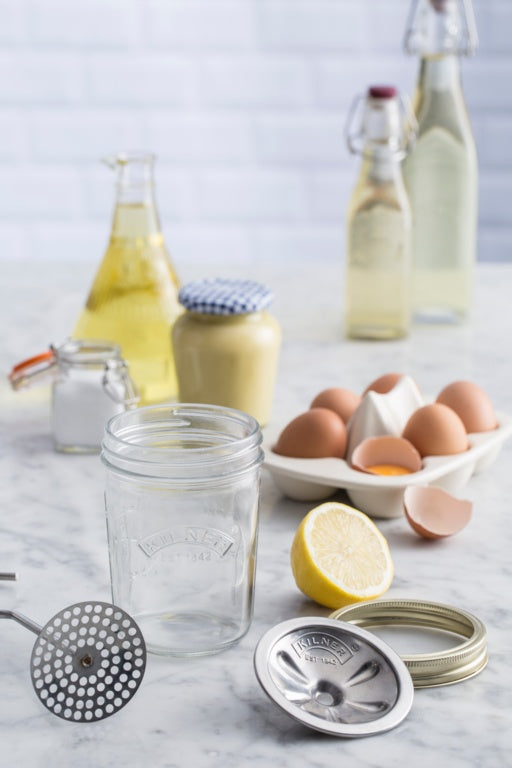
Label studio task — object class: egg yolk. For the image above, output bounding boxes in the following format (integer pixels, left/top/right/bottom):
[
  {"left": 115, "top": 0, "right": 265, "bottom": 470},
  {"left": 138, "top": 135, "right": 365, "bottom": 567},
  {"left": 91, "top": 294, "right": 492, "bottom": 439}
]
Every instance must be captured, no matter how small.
[{"left": 367, "top": 464, "right": 412, "bottom": 476}]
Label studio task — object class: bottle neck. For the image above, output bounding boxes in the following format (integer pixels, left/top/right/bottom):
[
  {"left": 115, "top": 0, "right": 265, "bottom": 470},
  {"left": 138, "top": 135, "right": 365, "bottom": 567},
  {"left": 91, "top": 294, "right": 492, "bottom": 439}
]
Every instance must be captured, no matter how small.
[
  {"left": 360, "top": 152, "right": 404, "bottom": 185},
  {"left": 107, "top": 154, "right": 163, "bottom": 238},
  {"left": 417, "top": 54, "right": 462, "bottom": 92},
  {"left": 116, "top": 178, "right": 155, "bottom": 206},
  {"left": 110, "top": 187, "right": 162, "bottom": 238},
  {"left": 404, "top": 0, "right": 478, "bottom": 58}
]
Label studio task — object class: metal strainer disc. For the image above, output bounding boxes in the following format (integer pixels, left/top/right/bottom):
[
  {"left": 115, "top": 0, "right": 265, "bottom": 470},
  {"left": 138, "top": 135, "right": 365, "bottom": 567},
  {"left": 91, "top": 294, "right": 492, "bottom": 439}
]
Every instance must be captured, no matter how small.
[
  {"left": 1, "top": 589, "right": 147, "bottom": 724},
  {"left": 29, "top": 601, "right": 147, "bottom": 722}
]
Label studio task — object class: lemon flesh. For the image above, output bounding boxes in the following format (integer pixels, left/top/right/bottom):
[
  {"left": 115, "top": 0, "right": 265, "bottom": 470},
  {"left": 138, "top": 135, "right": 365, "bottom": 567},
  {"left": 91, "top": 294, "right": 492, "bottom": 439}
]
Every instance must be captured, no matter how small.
[{"left": 290, "top": 501, "right": 394, "bottom": 609}]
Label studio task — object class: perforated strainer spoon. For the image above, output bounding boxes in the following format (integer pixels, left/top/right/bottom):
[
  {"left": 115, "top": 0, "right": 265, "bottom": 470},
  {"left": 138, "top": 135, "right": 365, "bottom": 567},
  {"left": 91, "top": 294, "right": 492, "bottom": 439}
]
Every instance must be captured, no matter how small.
[{"left": 0, "top": 585, "right": 146, "bottom": 722}]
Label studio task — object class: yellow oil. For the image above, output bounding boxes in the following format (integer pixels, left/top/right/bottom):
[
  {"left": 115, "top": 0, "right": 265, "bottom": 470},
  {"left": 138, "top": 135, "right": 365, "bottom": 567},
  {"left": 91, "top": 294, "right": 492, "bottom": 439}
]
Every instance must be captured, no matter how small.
[{"left": 73, "top": 203, "right": 181, "bottom": 405}]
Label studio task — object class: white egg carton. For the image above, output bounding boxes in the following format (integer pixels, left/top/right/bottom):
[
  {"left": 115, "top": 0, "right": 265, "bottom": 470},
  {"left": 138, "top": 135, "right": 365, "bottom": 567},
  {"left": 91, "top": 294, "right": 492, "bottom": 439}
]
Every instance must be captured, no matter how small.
[{"left": 263, "top": 412, "right": 512, "bottom": 519}]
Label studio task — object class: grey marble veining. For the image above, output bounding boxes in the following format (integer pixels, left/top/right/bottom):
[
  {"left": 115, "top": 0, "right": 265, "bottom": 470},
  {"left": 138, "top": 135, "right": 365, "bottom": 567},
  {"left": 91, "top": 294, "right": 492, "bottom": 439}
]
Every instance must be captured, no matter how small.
[{"left": 1, "top": 260, "right": 512, "bottom": 767}]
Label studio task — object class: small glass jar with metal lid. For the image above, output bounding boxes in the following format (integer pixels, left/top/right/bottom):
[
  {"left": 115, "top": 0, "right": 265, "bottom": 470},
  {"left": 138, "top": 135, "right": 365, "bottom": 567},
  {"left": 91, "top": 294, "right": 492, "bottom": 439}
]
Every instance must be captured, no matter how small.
[
  {"left": 9, "top": 339, "right": 139, "bottom": 453},
  {"left": 172, "top": 278, "right": 281, "bottom": 426}
]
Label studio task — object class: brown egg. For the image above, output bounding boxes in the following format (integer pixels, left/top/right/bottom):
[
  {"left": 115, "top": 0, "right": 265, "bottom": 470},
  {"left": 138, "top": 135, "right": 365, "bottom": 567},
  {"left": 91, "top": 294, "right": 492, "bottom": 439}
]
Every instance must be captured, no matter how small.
[
  {"left": 402, "top": 403, "right": 468, "bottom": 457},
  {"left": 363, "top": 373, "right": 404, "bottom": 396},
  {"left": 310, "top": 387, "right": 361, "bottom": 424},
  {"left": 403, "top": 486, "right": 472, "bottom": 539},
  {"left": 436, "top": 380, "right": 497, "bottom": 433},
  {"left": 273, "top": 408, "right": 347, "bottom": 459}
]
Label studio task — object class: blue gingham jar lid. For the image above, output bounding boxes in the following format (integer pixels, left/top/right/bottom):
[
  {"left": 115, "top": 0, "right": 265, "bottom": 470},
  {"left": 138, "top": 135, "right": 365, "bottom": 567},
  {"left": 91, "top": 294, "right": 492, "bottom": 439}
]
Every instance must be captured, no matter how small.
[{"left": 178, "top": 278, "right": 274, "bottom": 316}]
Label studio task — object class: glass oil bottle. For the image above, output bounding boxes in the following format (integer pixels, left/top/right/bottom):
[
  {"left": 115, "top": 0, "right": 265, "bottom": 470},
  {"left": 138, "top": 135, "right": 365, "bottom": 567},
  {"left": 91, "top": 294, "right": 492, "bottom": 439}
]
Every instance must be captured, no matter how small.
[
  {"left": 344, "top": 86, "right": 416, "bottom": 340},
  {"left": 74, "top": 153, "right": 181, "bottom": 404},
  {"left": 402, "top": 0, "right": 478, "bottom": 323}
]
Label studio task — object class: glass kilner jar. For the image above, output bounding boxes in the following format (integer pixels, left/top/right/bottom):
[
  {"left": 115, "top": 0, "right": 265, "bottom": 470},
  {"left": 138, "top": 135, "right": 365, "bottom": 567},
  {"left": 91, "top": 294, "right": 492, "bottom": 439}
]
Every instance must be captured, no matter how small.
[{"left": 102, "top": 403, "right": 263, "bottom": 656}]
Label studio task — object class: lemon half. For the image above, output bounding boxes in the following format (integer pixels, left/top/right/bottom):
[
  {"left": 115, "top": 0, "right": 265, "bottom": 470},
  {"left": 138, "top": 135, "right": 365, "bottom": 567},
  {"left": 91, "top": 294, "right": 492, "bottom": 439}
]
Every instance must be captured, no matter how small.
[{"left": 290, "top": 501, "right": 394, "bottom": 609}]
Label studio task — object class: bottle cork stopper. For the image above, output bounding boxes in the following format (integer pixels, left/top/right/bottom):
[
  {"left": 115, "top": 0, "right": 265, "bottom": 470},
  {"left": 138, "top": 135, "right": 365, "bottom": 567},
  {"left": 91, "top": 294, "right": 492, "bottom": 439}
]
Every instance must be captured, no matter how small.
[{"left": 368, "top": 86, "right": 397, "bottom": 100}]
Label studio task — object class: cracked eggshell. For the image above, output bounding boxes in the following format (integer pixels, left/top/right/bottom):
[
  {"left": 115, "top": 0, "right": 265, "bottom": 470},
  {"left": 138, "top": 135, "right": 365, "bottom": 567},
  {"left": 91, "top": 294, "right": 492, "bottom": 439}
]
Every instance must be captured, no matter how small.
[
  {"left": 346, "top": 376, "right": 425, "bottom": 462},
  {"left": 351, "top": 436, "right": 422, "bottom": 475},
  {"left": 403, "top": 486, "right": 472, "bottom": 539}
]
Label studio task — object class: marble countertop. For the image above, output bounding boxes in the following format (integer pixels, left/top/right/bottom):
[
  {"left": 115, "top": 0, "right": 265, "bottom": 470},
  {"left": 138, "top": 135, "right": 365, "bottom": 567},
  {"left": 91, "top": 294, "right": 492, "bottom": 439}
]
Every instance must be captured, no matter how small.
[{"left": 1, "top": 259, "right": 512, "bottom": 767}]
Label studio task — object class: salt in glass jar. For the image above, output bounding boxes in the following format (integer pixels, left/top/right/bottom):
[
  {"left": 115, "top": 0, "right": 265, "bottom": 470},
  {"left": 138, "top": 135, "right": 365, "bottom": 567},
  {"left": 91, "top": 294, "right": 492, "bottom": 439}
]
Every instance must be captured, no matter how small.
[{"left": 9, "top": 339, "right": 138, "bottom": 453}]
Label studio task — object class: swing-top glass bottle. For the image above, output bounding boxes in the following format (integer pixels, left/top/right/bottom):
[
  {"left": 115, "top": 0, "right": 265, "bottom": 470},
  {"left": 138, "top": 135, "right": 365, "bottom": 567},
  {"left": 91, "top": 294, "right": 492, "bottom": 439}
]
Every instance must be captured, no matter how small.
[
  {"left": 402, "top": 0, "right": 478, "bottom": 323},
  {"left": 344, "top": 85, "right": 415, "bottom": 340}
]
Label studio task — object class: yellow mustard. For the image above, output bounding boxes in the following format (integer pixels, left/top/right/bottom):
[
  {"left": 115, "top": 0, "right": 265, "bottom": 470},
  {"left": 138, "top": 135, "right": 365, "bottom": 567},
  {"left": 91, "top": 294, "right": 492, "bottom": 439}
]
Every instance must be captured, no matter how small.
[{"left": 172, "top": 279, "right": 281, "bottom": 426}]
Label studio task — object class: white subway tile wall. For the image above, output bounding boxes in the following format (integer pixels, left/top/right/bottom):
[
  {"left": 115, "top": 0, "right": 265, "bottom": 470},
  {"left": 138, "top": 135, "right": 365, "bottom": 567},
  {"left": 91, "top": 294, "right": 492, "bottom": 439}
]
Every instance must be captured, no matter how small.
[{"left": 0, "top": 0, "right": 509, "bottom": 265}]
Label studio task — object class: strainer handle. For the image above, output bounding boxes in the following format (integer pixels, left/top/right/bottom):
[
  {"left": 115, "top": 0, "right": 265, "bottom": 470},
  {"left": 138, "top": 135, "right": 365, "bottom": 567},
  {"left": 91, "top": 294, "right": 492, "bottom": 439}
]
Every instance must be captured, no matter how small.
[
  {"left": 0, "top": 609, "right": 42, "bottom": 636},
  {"left": 0, "top": 575, "right": 41, "bottom": 634}
]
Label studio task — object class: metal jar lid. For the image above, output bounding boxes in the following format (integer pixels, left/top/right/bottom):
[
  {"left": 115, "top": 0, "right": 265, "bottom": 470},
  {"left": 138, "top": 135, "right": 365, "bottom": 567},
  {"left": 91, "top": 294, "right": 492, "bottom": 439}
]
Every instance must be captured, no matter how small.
[
  {"left": 254, "top": 617, "right": 414, "bottom": 738},
  {"left": 330, "top": 599, "right": 488, "bottom": 689}
]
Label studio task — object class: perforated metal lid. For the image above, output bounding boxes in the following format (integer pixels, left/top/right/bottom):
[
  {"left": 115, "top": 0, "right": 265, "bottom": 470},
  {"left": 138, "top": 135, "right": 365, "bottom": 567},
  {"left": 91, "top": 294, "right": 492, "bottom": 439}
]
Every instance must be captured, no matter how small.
[{"left": 254, "top": 617, "right": 414, "bottom": 737}]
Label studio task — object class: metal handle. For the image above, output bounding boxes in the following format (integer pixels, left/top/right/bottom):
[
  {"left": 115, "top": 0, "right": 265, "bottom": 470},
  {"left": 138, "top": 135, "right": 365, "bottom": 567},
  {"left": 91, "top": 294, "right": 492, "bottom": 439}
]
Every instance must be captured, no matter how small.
[
  {"left": 0, "top": 573, "right": 66, "bottom": 646},
  {"left": 0, "top": 572, "right": 19, "bottom": 581},
  {"left": 0, "top": 570, "right": 41, "bottom": 636},
  {"left": 345, "top": 92, "right": 417, "bottom": 160},
  {"left": 103, "top": 361, "right": 140, "bottom": 407},
  {"left": 0, "top": 609, "right": 42, "bottom": 636},
  {"left": 0, "top": 608, "right": 76, "bottom": 656}
]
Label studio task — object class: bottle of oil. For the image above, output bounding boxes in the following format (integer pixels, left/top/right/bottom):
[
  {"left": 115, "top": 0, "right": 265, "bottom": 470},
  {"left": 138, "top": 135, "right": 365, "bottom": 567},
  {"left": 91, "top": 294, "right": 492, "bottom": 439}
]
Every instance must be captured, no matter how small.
[
  {"left": 73, "top": 153, "right": 181, "bottom": 405},
  {"left": 402, "top": 0, "right": 478, "bottom": 323},
  {"left": 345, "top": 86, "right": 415, "bottom": 339}
]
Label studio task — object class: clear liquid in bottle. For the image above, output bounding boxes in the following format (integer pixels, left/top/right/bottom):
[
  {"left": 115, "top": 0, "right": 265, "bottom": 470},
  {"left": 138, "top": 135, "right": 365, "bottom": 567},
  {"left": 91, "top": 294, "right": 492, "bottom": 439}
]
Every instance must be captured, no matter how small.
[
  {"left": 402, "top": 0, "right": 478, "bottom": 323},
  {"left": 346, "top": 191, "right": 411, "bottom": 339},
  {"left": 344, "top": 86, "right": 414, "bottom": 340}
]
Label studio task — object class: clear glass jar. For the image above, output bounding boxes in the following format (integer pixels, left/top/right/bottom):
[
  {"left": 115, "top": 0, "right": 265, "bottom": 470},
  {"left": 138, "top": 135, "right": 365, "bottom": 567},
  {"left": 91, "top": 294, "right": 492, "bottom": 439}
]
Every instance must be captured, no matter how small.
[
  {"left": 8, "top": 339, "right": 138, "bottom": 453},
  {"left": 101, "top": 403, "right": 263, "bottom": 657},
  {"left": 172, "top": 278, "right": 281, "bottom": 426}
]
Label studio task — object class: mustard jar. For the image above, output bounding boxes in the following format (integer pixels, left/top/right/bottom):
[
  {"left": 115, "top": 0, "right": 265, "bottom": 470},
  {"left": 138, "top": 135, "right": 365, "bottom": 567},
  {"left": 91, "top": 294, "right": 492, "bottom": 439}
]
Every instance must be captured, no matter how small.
[{"left": 172, "top": 278, "right": 281, "bottom": 426}]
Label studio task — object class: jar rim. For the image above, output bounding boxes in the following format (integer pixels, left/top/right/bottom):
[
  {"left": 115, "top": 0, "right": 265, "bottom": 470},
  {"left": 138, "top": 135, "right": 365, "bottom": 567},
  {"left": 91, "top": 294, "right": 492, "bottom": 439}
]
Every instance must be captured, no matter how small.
[
  {"left": 56, "top": 339, "right": 122, "bottom": 367},
  {"left": 102, "top": 403, "right": 263, "bottom": 481}
]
